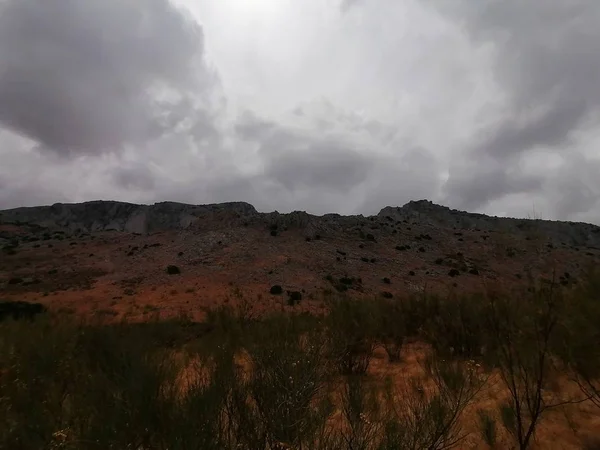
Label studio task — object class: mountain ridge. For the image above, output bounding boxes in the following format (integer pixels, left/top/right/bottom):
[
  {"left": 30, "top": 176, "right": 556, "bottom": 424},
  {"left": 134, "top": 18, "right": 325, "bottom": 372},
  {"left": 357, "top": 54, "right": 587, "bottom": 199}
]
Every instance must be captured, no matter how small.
[{"left": 1, "top": 199, "right": 599, "bottom": 248}]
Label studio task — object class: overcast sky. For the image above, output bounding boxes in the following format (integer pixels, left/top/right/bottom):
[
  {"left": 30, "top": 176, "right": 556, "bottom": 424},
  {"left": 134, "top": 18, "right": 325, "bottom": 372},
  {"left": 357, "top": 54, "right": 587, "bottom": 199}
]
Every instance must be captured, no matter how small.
[{"left": 0, "top": 0, "right": 599, "bottom": 222}]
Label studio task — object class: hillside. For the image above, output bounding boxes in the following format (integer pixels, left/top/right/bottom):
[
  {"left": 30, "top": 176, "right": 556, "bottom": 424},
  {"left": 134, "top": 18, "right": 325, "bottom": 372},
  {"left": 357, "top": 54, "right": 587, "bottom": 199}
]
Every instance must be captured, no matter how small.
[{"left": 1, "top": 199, "right": 599, "bottom": 320}]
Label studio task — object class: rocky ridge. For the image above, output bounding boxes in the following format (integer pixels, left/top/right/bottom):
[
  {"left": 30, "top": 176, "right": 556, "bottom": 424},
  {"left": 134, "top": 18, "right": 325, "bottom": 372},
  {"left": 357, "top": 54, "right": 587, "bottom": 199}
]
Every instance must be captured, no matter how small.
[{"left": 1, "top": 199, "right": 599, "bottom": 249}]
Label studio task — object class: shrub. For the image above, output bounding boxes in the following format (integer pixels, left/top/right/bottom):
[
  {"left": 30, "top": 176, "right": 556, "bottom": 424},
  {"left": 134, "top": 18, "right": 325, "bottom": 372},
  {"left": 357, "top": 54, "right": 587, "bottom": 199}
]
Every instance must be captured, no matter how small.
[
  {"left": 0, "top": 301, "right": 47, "bottom": 322},
  {"left": 382, "top": 277, "right": 391, "bottom": 284},
  {"left": 423, "top": 294, "right": 491, "bottom": 360},
  {"left": 381, "top": 291, "right": 393, "bottom": 299},
  {"left": 166, "top": 265, "right": 181, "bottom": 275},
  {"left": 379, "top": 354, "right": 486, "bottom": 450},
  {"left": 448, "top": 269, "right": 460, "bottom": 277},
  {"left": 245, "top": 316, "right": 332, "bottom": 449},
  {"left": 327, "top": 298, "right": 377, "bottom": 375},
  {"left": 269, "top": 285, "right": 283, "bottom": 295},
  {"left": 288, "top": 291, "right": 302, "bottom": 305},
  {"left": 340, "top": 277, "right": 355, "bottom": 285},
  {"left": 373, "top": 298, "right": 405, "bottom": 362},
  {"left": 477, "top": 409, "right": 497, "bottom": 449},
  {"left": 485, "top": 284, "right": 574, "bottom": 450}
]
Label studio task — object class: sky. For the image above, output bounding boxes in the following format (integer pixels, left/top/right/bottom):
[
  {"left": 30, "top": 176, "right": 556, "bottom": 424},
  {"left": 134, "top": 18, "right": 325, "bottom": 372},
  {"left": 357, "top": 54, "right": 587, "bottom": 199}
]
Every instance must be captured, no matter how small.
[{"left": 0, "top": 0, "right": 599, "bottom": 223}]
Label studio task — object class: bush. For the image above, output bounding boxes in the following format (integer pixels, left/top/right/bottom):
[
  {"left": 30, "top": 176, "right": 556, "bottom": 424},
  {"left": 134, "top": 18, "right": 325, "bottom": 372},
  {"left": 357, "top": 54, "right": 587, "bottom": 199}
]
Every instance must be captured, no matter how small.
[
  {"left": 379, "top": 354, "right": 486, "bottom": 450},
  {"left": 245, "top": 316, "right": 332, "bottom": 448},
  {"left": 421, "top": 294, "right": 491, "bottom": 360},
  {"left": 373, "top": 298, "right": 406, "bottom": 362},
  {"left": 270, "top": 285, "right": 283, "bottom": 295},
  {"left": 0, "top": 301, "right": 47, "bottom": 322},
  {"left": 166, "top": 265, "right": 181, "bottom": 275},
  {"left": 0, "top": 318, "right": 229, "bottom": 449},
  {"left": 288, "top": 291, "right": 302, "bottom": 305},
  {"left": 327, "top": 298, "right": 377, "bottom": 375}
]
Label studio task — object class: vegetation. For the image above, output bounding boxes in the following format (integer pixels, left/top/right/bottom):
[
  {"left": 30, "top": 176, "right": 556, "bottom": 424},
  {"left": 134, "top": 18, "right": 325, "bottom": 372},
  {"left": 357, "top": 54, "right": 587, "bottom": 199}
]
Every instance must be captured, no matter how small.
[
  {"left": 1, "top": 272, "right": 600, "bottom": 449},
  {"left": 166, "top": 265, "right": 181, "bottom": 275},
  {"left": 269, "top": 285, "right": 283, "bottom": 295}
]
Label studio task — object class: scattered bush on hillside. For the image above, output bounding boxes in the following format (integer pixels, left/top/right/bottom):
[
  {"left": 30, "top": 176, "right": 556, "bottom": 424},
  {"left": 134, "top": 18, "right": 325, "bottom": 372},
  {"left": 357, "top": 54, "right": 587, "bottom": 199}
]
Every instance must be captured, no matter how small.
[
  {"left": 287, "top": 291, "right": 302, "bottom": 305},
  {"left": 166, "top": 265, "right": 181, "bottom": 275},
  {"left": 269, "top": 285, "right": 283, "bottom": 295}
]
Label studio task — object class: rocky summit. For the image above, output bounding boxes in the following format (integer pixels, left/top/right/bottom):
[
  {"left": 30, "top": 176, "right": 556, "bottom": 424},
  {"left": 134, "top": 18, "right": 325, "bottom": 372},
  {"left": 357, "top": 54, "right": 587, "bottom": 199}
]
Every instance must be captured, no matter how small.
[{"left": 1, "top": 199, "right": 599, "bottom": 320}]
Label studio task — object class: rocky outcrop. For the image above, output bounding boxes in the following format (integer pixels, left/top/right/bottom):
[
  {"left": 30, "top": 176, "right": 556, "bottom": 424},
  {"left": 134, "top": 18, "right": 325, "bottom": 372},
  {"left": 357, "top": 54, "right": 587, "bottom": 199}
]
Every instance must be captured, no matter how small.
[
  {"left": 378, "top": 200, "right": 600, "bottom": 248},
  {"left": 0, "top": 200, "right": 258, "bottom": 234},
  {"left": 1, "top": 198, "right": 599, "bottom": 248}
]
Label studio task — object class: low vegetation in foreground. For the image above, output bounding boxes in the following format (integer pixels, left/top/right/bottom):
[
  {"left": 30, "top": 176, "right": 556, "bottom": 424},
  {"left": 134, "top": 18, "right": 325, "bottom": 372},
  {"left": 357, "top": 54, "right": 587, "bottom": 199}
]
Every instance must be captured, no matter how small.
[{"left": 1, "top": 272, "right": 600, "bottom": 449}]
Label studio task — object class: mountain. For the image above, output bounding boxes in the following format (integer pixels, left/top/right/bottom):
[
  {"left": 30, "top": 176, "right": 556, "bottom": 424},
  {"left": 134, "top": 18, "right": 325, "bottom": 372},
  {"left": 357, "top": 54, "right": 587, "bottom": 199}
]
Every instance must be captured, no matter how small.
[{"left": 1, "top": 199, "right": 599, "bottom": 321}]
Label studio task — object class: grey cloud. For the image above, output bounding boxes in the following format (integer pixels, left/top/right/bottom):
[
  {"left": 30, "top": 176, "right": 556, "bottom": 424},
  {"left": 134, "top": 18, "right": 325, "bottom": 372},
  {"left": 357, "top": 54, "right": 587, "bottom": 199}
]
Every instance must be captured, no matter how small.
[
  {"left": 236, "top": 111, "right": 373, "bottom": 192},
  {"left": 0, "top": 0, "right": 215, "bottom": 155},
  {"left": 464, "top": 0, "right": 600, "bottom": 159},
  {"left": 111, "top": 164, "right": 156, "bottom": 191},
  {"left": 551, "top": 155, "right": 600, "bottom": 220},
  {"left": 340, "top": 0, "right": 362, "bottom": 13},
  {"left": 0, "top": 177, "right": 68, "bottom": 210},
  {"left": 444, "top": 161, "right": 543, "bottom": 212},
  {"left": 356, "top": 148, "right": 441, "bottom": 215},
  {"left": 265, "top": 144, "right": 372, "bottom": 192},
  {"left": 437, "top": 0, "right": 600, "bottom": 211}
]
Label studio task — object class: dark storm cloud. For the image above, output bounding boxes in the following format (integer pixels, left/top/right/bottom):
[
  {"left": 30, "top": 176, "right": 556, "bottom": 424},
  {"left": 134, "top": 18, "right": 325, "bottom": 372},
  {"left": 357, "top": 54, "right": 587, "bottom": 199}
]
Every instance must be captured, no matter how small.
[
  {"left": 444, "top": 161, "right": 543, "bottom": 212},
  {"left": 235, "top": 111, "right": 373, "bottom": 192},
  {"left": 111, "top": 164, "right": 156, "bottom": 191},
  {"left": 463, "top": 0, "right": 600, "bottom": 159},
  {"left": 0, "top": 0, "right": 214, "bottom": 155},
  {"left": 356, "top": 148, "right": 442, "bottom": 215},
  {"left": 439, "top": 0, "right": 600, "bottom": 211}
]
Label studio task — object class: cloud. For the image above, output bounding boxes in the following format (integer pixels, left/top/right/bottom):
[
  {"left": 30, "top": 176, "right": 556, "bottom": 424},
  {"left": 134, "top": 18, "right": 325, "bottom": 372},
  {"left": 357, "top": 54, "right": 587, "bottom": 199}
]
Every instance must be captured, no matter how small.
[
  {"left": 438, "top": 0, "right": 600, "bottom": 211},
  {"left": 0, "top": 0, "right": 216, "bottom": 156},
  {"left": 1, "top": 0, "right": 600, "bottom": 224}
]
